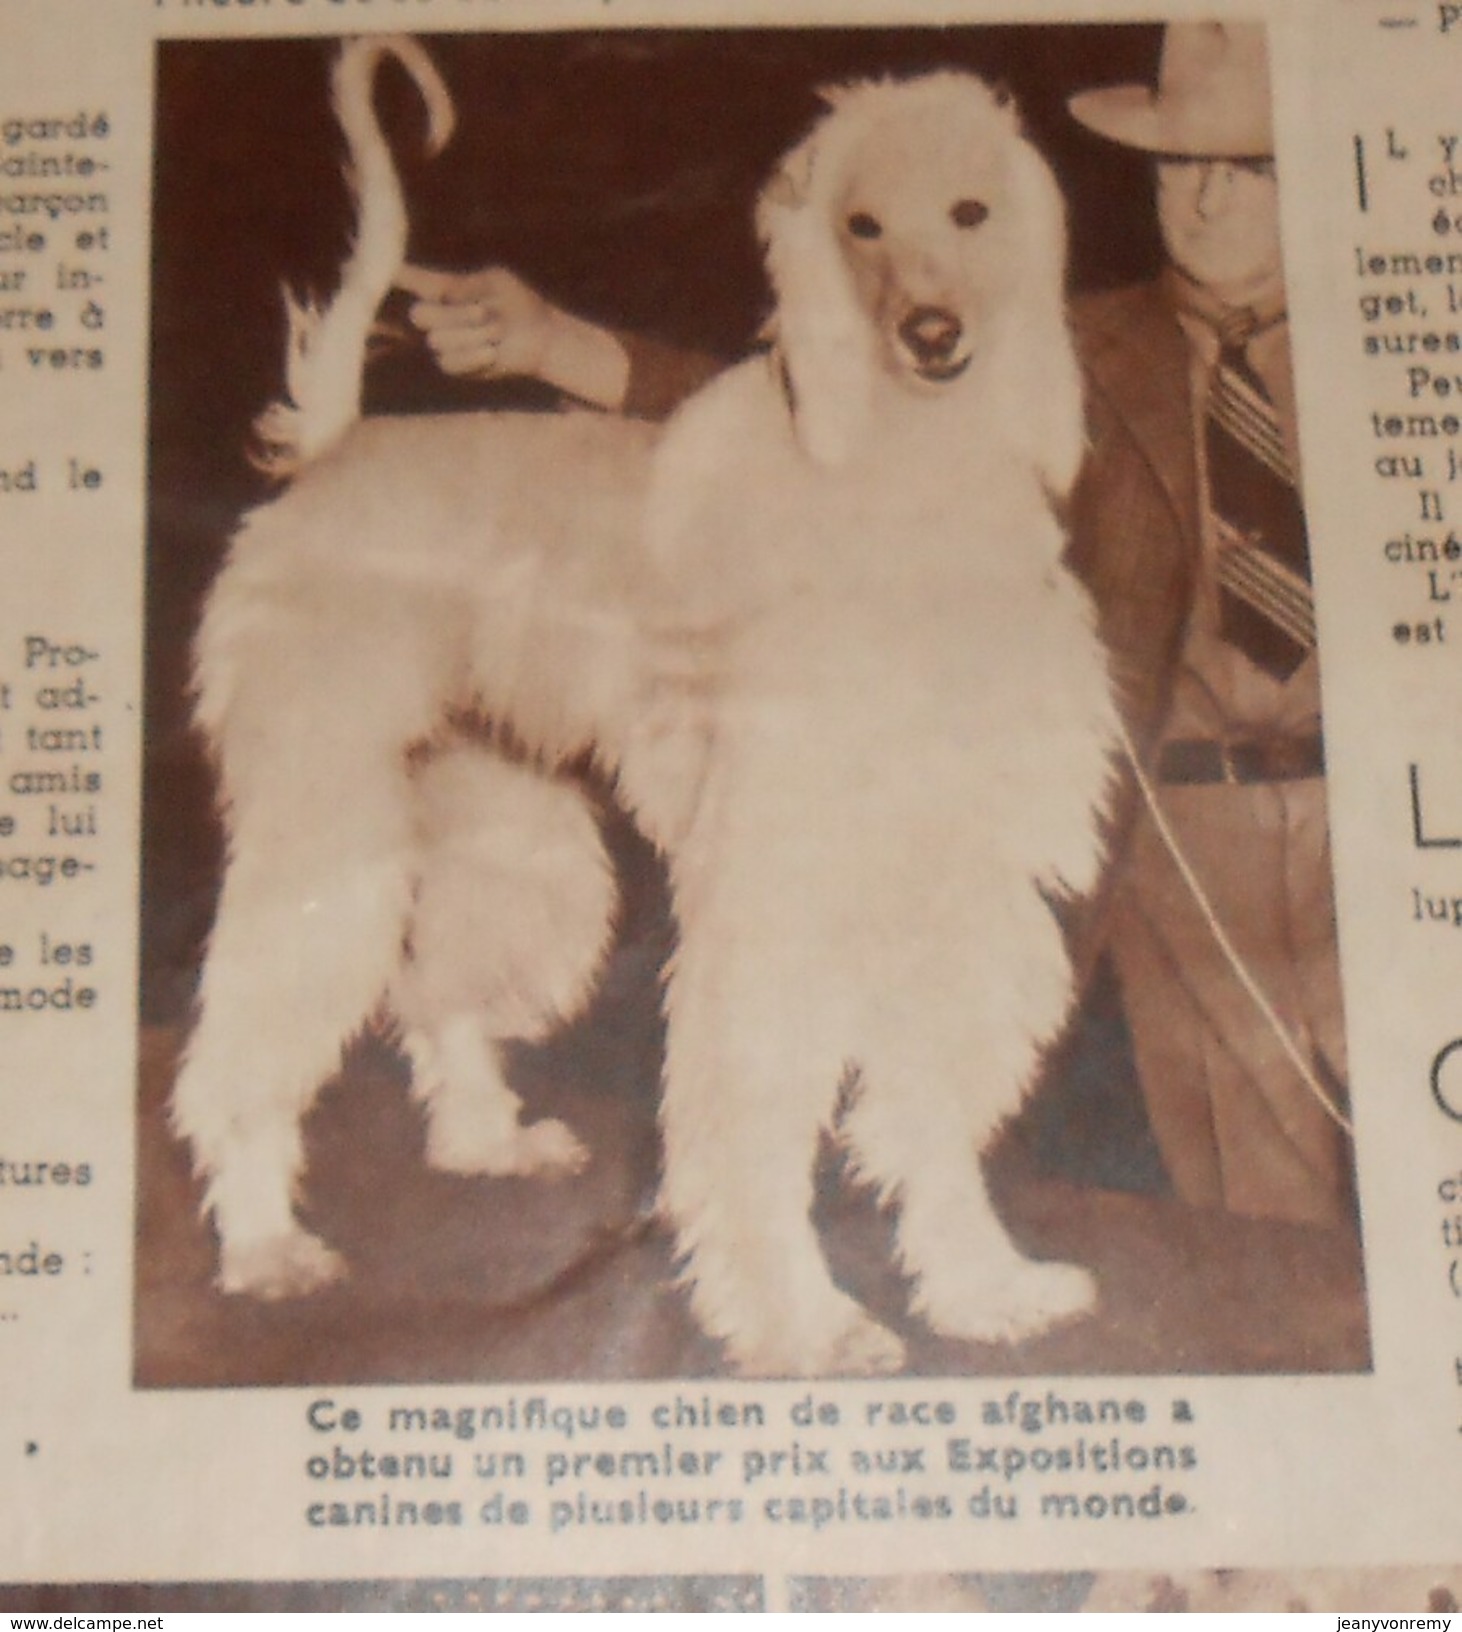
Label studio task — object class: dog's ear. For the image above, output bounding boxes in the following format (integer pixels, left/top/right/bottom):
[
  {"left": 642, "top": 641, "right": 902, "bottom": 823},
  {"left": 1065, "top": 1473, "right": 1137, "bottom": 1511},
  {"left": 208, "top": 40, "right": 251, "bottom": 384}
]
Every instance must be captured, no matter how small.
[
  {"left": 988, "top": 77, "right": 1017, "bottom": 110},
  {"left": 756, "top": 123, "right": 879, "bottom": 467},
  {"left": 998, "top": 135, "right": 1087, "bottom": 503},
  {"left": 759, "top": 138, "right": 817, "bottom": 212}
]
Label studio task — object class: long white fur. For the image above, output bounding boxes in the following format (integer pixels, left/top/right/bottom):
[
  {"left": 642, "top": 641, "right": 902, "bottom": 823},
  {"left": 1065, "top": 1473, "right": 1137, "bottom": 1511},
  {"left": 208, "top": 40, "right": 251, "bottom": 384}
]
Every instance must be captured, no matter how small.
[
  {"left": 174, "top": 45, "right": 1119, "bottom": 1375},
  {"left": 625, "top": 73, "right": 1118, "bottom": 1374},
  {"left": 177, "top": 409, "right": 658, "bottom": 1299}
]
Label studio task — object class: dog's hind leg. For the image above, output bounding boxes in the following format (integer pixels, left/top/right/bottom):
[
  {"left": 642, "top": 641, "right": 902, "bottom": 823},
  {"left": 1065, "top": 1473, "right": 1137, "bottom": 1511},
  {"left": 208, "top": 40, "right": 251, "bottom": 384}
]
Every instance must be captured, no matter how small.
[
  {"left": 394, "top": 744, "right": 615, "bottom": 1178},
  {"left": 402, "top": 1019, "right": 589, "bottom": 1178},
  {"left": 845, "top": 1002, "right": 1095, "bottom": 1348},
  {"left": 173, "top": 561, "right": 461, "bottom": 1298},
  {"left": 660, "top": 944, "right": 906, "bottom": 1378}
]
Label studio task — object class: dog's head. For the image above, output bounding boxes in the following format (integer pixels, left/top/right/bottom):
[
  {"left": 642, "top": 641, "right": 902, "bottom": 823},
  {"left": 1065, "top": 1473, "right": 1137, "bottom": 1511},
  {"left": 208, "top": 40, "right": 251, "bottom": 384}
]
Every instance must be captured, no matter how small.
[{"left": 758, "top": 72, "right": 1082, "bottom": 490}]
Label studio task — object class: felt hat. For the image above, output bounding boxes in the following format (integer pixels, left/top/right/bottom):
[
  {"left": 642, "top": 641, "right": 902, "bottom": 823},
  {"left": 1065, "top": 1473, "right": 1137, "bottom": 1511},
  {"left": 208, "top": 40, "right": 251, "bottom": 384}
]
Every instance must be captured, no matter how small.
[{"left": 1068, "top": 21, "right": 1274, "bottom": 159}]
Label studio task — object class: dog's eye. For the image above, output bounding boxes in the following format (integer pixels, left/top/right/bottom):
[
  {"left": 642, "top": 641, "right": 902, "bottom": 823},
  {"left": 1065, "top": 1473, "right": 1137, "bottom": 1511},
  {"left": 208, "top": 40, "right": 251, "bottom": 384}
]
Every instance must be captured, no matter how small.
[
  {"left": 951, "top": 198, "right": 990, "bottom": 230},
  {"left": 846, "top": 211, "right": 883, "bottom": 240}
]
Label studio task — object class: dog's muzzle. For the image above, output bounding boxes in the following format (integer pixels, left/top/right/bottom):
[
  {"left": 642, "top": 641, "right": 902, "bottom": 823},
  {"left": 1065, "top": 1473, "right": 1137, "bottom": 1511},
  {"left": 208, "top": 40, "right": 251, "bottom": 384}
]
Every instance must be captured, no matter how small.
[{"left": 898, "top": 305, "right": 972, "bottom": 382}]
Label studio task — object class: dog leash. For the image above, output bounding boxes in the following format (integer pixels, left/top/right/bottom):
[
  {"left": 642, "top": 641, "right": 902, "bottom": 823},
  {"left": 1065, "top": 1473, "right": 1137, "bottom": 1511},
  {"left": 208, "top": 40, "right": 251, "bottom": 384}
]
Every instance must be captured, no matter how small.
[{"left": 1116, "top": 717, "right": 1354, "bottom": 1139}]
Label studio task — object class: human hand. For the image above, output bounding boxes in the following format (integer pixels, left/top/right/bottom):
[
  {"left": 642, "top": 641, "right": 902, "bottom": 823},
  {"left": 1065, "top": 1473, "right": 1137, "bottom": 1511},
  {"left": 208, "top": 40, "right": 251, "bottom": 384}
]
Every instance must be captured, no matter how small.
[
  {"left": 398, "top": 263, "right": 561, "bottom": 381},
  {"left": 397, "top": 263, "right": 631, "bottom": 408}
]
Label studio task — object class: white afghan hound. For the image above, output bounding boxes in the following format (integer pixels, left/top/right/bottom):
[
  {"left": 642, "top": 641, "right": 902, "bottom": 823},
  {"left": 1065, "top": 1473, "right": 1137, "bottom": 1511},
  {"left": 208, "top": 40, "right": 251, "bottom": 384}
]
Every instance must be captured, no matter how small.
[
  {"left": 628, "top": 73, "right": 1119, "bottom": 1374},
  {"left": 171, "top": 37, "right": 1118, "bottom": 1375}
]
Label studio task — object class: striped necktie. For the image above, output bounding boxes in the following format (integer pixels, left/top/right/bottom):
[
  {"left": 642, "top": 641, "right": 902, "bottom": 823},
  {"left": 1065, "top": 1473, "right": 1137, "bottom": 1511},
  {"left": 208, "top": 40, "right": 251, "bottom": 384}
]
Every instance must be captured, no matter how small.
[{"left": 1206, "top": 315, "right": 1315, "bottom": 679}]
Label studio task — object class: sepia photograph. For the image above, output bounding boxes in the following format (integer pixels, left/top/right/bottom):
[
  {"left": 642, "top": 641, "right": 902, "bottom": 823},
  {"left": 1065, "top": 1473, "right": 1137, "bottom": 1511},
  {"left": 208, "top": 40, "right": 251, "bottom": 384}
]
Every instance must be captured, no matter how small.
[{"left": 135, "top": 20, "right": 1368, "bottom": 1388}]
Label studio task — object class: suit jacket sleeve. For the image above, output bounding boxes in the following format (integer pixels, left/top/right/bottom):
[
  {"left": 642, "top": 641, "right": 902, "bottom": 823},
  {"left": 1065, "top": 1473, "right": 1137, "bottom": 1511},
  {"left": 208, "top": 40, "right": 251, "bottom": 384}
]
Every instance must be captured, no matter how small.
[
  {"left": 616, "top": 330, "right": 727, "bottom": 421},
  {"left": 1068, "top": 282, "right": 1202, "bottom": 757}
]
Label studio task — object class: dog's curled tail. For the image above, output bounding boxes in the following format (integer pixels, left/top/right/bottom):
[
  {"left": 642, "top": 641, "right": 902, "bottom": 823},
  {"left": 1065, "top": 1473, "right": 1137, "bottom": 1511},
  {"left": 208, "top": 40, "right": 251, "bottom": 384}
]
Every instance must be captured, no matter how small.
[{"left": 251, "top": 36, "right": 455, "bottom": 479}]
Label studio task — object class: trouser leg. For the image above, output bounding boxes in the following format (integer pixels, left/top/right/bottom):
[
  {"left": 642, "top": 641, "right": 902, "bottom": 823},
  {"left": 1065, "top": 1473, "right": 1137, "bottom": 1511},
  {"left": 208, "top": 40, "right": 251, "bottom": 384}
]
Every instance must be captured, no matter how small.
[{"left": 1108, "top": 777, "right": 1352, "bottom": 1228}]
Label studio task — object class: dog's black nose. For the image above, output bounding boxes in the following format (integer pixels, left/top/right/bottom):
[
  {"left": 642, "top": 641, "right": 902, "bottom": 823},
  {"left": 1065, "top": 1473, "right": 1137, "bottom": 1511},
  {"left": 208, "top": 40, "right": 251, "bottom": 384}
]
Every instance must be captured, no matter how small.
[{"left": 899, "top": 305, "right": 963, "bottom": 365}]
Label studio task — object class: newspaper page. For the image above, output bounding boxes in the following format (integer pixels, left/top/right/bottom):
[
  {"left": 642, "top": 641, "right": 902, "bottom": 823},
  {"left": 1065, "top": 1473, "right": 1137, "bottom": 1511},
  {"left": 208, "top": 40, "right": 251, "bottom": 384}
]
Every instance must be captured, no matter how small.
[{"left": 2, "top": 0, "right": 1461, "bottom": 1612}]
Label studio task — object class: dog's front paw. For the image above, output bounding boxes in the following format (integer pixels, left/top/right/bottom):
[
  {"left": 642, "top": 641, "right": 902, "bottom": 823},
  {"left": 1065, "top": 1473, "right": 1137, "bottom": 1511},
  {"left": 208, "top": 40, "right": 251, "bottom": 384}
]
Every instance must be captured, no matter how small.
[
  {"left": 218, "top": 1228, "right": 347, "bottom": 1300},
  {"left": 724, "top": 1293, "right": 906, "bottom": 1378},
  {"left": 426, "top": 1113, "right": 589, "bottom": 1179},
  {"left": 918, "top": 1258, "right": 1096, "bottom": 1347},
  {"left": 818, "top": 1306, "right": 908, "bottom": 1377}
]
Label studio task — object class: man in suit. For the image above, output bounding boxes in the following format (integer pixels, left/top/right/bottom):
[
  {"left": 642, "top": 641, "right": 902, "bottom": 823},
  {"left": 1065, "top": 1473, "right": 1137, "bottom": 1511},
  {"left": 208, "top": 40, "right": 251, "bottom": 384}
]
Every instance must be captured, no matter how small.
[{"left": 1065, "top": 21, "right": 1352, "bottom": 1228}]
